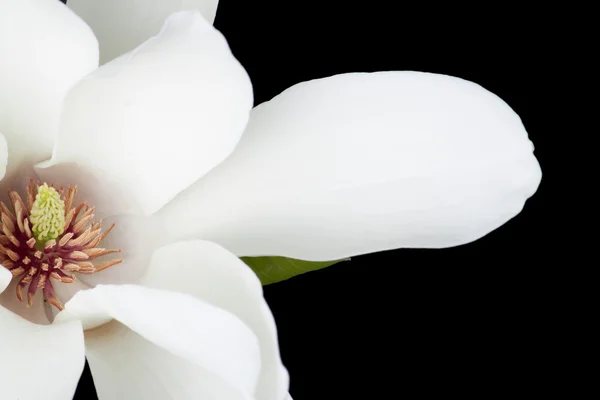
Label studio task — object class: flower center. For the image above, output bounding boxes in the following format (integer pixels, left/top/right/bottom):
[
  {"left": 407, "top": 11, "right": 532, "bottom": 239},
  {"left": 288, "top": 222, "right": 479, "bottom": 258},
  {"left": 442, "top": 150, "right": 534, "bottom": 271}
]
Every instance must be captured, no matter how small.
[{"left": 0, "top": 179, "right": 122, "bottom": 310}]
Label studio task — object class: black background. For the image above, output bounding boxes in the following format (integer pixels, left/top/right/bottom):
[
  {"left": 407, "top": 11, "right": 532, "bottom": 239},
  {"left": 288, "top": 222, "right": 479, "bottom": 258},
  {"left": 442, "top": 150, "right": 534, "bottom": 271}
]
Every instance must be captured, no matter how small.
[{"left": 70, "top": 1, "right": 551, "bottom": 399}]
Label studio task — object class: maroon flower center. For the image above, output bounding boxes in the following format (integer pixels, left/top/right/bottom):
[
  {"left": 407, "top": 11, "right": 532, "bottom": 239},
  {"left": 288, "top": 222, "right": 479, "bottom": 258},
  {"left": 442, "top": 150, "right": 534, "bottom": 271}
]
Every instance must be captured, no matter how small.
[{"left": 0, "top": 179, "right": 122, "bottom": 310}]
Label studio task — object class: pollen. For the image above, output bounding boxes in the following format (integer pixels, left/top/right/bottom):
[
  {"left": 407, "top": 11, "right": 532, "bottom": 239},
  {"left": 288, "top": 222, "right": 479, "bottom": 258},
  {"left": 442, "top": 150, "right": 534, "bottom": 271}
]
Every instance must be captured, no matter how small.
[{"left": 0, "top": 179, "right": 123, "bottom": 310}]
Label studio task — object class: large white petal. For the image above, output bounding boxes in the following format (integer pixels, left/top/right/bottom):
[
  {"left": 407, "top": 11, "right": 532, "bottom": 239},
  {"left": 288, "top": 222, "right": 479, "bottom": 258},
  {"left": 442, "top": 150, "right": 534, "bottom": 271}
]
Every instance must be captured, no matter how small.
[
  {"left": 82, "top": 320, "right": 249, "bottom": 400},
  {"left": 56, "top": 284, "right": 262, "bottom": 398},
  {"left": 37, "top": 11, "right": 252, "bottom": 216},
  {"left": 156, "top": 71, "right": 542, "bottom": 260},
  {"left": 140, "top": 240, "right": 289, "bottom": 400},
  {"left": 0, "top": 306, "right": 85, "bottom": 400},
  {"left": 68, "top": 0, "right": 220, "bottom": 64},
  {"left": 0, "top": 0, "right": 98, "bottom": 190}
]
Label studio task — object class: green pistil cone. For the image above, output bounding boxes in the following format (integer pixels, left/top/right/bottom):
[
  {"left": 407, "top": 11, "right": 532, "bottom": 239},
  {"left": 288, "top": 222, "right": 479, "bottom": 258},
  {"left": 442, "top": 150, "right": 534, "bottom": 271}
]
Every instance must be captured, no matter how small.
[{"left": 30, "top": 183, "right": 65, "bottom": 244}]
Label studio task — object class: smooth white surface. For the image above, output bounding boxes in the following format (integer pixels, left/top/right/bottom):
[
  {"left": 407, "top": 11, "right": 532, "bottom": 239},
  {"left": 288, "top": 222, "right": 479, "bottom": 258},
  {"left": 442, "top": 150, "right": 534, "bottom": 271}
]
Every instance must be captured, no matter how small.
[
  {"left": 141, "top": 240, "right": 289, "bottom": 400},
  {"left": 0, "top": 0, "right": 98, "bottom": 191},
  {"left": 83, "top": 320, "right": 249, "bottom": 400},
  {"left": 40, "top": 11, "right": 252, "bottom": 216},
  {"left": 69, "top": 0, "right": 220, "bottom": 64},
  {"left": 157, "top": 71, "right": 541, "bottom": 260},
  {"left": 0, "top": 306, "right": 85, "bottom": 400},
  {"left": 0, "top": 132, "right": 6, "bottom": 182},
  {"left": 57, "top": 283, "right": 261, "bottom": 397}
]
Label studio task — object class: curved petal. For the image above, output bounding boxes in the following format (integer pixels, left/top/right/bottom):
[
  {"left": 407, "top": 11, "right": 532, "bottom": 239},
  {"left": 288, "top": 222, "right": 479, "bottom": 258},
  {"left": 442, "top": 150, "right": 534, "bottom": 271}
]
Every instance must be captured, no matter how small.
[
  {"left": 0, "top": 306, "right": 85, "bottom": 400},
  {"left": 140, "top": 240, "right": 289, "bottom": 400},
  {"left": 156, "top": 72, "right": 542, "bottom": 260},
  {"left": 38, "top": 11, "right": 252, "bottom": 216},
  {"left": 0, "top": 0, "right": 98, "bottom": 189},
  {"left": 83, "top": 320, "right": 248, "bottom": 400},
  {"left": 56, "top": 283, "right": 262, "bottom": 397},
  {"left": 68, "top": 0, "right": 220, "bottom": 64}
]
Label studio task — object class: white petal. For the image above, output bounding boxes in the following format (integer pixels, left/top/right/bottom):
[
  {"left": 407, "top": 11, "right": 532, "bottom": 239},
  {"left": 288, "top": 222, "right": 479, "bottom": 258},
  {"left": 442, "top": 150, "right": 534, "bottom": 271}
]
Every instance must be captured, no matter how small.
[
  {"left": 0, "top": 0, "right": 98, "bottom": 189},
  {"left": 140, "top": 240, "right": 289, "bottom": 400},
  {"left": 38, "top": 11, "right": 252, "bottom": 216},
  {"left": 156, "top": 72, "right": 542, "bottom": 260},
  {"left": 0, "top": 306, "right": 85, "bottom": 400},
  {"left": 56, "top": 284, "right": 262, "bottom": 397},
  {"left": 0, "top": 132, "right": 7, "bottom": 181},
  {"left": 0, "top": 266, "right": 10, "bottom": 293},
  {"left": 83, "top": 320, "right": 248, "bottom": 400},
  {"left": 74, "top": 213, "right": 164, "bottom": 287},
  {"left": 69, "top": 0, "right": 220, "bottom": 64}
]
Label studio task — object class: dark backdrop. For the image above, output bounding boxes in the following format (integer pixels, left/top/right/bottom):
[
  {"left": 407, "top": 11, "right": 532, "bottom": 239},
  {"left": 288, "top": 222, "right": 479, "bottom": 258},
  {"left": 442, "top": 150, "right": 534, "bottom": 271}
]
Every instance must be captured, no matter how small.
[{"left": 70, "top": 1, "right": 550, "bottom": 399}]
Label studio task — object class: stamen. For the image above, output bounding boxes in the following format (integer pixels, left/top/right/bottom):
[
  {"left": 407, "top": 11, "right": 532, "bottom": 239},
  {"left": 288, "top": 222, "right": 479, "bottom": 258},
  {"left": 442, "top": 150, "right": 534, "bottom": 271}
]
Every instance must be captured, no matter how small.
[
  {"left": 93, "top": 259, "right": 123, "bottom": 273},
  {"left": 58, "top": 232, "right": 74, "bottom": 247},
  {"left": 0, "top": 180, "right": 123, "bottom": 310},
  {"left": 65, "top": 226, "right": 92, "bottom": 248},
  {"left": 72, "top": 209, "right": 95, "bottom": 233},
  {"left": 15, "top": 201, "right": 25, "bottom": 233},
  {"left": 2, "top": 224, "right": 12, "bottom": 238},
  {"left": 23, "top": 218, "right": 32, "bottom": 239},
  {"left": 44, "top": 280, "right": 63, "bottom": 311},
  {"left": 0, "top": 203, "right": 14, "bottom": 221},
  {"left": 9, "top": 235, "right": 20, "bottom": 247},
  {"left": 50, "top": 269, "right": 75, "bottom": 284},
  {"left": 7, "top": 249, "right": 19, "bottom": 262},
  {"left": 2, "top": 212, "right": 15, "bottom": 233},
  {"left": 64, "top": 251, "right": 89, "bottom": 261},
  {"left": 44, "top": 239, "right": 56, "bottom": 252}
]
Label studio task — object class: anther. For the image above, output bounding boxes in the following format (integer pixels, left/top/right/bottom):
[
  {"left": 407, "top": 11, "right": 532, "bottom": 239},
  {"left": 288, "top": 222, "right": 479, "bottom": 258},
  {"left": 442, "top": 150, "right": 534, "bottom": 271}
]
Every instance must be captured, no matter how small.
[
  {"left": 9, "top": 235, "right": 20, "bottom": 247},
  {"left": 7, "top": 250, "right": 19, "bottom": 262}
]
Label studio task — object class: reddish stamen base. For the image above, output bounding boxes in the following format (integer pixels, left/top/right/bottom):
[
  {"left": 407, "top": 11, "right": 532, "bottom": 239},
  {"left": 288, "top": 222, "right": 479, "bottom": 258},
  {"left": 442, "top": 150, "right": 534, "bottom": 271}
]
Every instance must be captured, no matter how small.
[{"left": 0, "top": 179, "right": 123, "bottom": 310}]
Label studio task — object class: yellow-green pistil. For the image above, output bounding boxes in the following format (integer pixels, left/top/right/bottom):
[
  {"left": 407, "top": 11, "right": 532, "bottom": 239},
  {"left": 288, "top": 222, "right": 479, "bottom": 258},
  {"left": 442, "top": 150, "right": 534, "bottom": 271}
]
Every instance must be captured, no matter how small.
[{"left": 29, "top": 183, "right": 65, "bottom": 246}]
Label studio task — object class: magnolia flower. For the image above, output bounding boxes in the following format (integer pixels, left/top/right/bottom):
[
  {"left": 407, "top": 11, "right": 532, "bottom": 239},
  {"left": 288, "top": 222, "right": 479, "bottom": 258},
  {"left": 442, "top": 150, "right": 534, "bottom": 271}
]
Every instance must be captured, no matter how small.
[
  {"left": 0, "top": 1, "right": 541, "bottom": 400},
  {"left": 1, "top": 1, "right": 288, "bottom": 399}
]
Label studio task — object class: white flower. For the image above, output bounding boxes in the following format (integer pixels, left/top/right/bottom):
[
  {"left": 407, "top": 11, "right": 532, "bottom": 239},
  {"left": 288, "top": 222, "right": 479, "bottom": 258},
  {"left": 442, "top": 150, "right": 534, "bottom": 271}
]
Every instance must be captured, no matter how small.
[
  {"left": 1, "top": 1, "right": 286, "bottom": 399},
  {"left": 0, "top": 1, "right": 541, "bottom": 400}
]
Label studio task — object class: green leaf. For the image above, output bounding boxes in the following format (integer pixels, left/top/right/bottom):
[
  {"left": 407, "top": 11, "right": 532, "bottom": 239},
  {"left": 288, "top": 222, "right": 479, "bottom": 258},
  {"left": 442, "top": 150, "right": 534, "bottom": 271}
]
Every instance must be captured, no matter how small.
[{"left": 241, "top": 256, "right": 350, "bottom": 285}]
